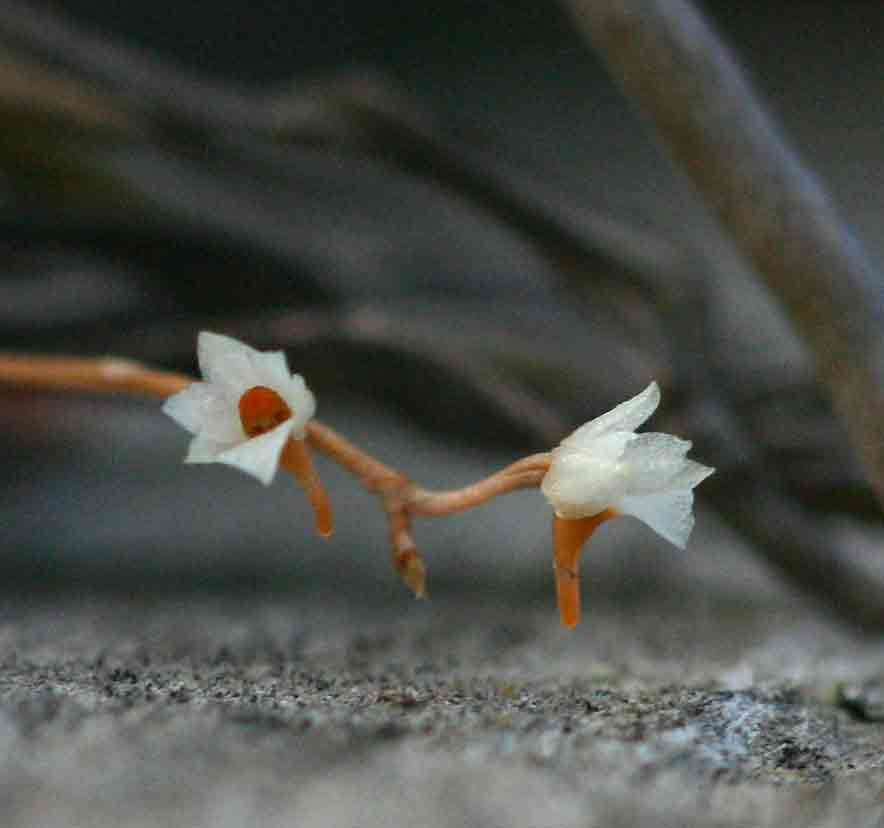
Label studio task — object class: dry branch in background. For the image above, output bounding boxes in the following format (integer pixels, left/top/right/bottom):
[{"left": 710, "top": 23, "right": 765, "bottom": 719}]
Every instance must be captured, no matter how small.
[{"left": 562, "top": 0, "right": 884, "bottom": 513}]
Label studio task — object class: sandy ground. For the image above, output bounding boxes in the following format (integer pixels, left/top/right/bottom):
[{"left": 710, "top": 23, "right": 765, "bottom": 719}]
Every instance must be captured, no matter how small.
[{"left": 1, "top": 570, "right": 884, "bottom": 827}]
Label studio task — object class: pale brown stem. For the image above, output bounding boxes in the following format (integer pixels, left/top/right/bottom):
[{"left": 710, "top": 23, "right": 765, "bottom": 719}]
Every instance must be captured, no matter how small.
[
  {"left": 0, "top": 353, "right": 551, "bottom": 598},
  {"left": 385, "top": 492, "right": 427, "bottom": 599},
  {"left": 305, "top": 419, "right": 400, "bottom": 490},
  {"left": 409, "top": 455, "right": 551, "bottom": 517},
  {"left": 305, "top": 423, "right": 550, "bottom": 598},
  {"left": 0, "top": 355, "right": 191, "bottom": 398},
  {"left": 304, "top": 421, "right": 430, "bottom": 597}
]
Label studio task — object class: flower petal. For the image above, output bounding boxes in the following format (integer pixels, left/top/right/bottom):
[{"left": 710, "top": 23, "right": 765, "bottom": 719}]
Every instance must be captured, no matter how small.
[
  {"left": 162, "top": 382, "right": 216, "bottom": 435},
  {"left": 541, "top": 433, "right": 634, "bottom": 519},
  {"left": 184, "top": 433, "right": 239, "bottom": 463},
  {"left": 561, "top": 382, "right": 660, "bottom": 449},
  {"left": 617, "top": 489, "right": 696, "bottom": 549},
  {"left": 542, "top": 380, "right": 713, "bottom": 551},
  {"left": 618, "top": 432, "right": 693, "bottom": 493},
  {"left": 197, "top": 331, "right": 262, "bottom": 394},
  {"left": 215, "top": 419, "right": 296, "bottom": 485},
  {"left": 669, "top": 459, "right": 715, "bottom": 490},
  {"left": 163, "top": 381, "right": 242, "bottom": 442},
  {"left": 277, "top": 374, "right": 316, "bottom": 438},
  {"left": 248, "top": 348, "right": 293, "bottom": 389}
]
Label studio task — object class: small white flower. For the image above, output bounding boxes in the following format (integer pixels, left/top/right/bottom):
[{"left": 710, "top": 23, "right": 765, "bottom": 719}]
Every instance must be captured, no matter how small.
[
  {"left": 162, "top": 332, "right": 316, "bottom": 486},
  {"left": 541, "top": 382, "right": 714, "bottom": 548}
]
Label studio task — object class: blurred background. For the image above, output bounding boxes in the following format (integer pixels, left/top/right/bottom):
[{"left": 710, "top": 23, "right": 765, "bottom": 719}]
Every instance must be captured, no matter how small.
[{"left": 0, "top": 0, "right": 882, "bottom": 625}]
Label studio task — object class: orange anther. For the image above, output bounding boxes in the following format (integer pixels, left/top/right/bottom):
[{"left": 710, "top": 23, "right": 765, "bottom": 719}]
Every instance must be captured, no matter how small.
[{"left": 239, "top": 386, "right": 292, "bottom": 437}]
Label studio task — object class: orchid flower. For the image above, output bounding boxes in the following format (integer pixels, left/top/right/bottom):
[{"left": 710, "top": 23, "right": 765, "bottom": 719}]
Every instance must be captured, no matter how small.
[
  {"left": 0, "top": 338, "right": 720, "bottom": 626},
  {"left": 541, "top": 382, "right": 714, "bottom": 627},
  {"left": 162, "top": 332, "right": 333, "bottom": 536}
]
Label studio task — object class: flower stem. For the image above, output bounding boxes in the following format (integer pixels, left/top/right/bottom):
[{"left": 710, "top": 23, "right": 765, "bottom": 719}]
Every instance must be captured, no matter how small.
[
  {"left": 0, "top": 353, "right": 550, "bottom": 598},
  {"left": 306, "top": 419, "right": 401, "bottom": 490},
  {"left": 281, "top": 439, "right": 334, "bottom": 538},
  {"left": 552, "top": 510, "right": 617, "bottom": 629},
  {"left": 409, "top": 455, "right": 550, "bottom": 516},
  {"left": 0, "top": 354, "right": 191, "bottom": 398}
]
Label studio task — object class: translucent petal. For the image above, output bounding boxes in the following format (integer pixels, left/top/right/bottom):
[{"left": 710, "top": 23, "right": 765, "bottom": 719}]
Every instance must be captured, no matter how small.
[
  {"left": 618, "top": 489, "right": 695, "bottom": 549},
  {"left": 162, "top": 382, "right": 216, "bottom": 435},
  {"left": 197, "top": 331, "right": 261, "bottom": 393},
  {"left": 541, "top": 440, "right": 633, "bottom": 519},
  {"left": 619, "top": 432, "right": 693, "bottom": 493},
  {"left": 249, "top": 348, "right": 292, "bottom": 389},
  {"left": 578, "top": 430, "right": 634, "bottom": 463},
  {"left": 163, "top": 381, "right": 242, "bottom": 442},
  {"left": 669, "top": 459, "right": 715, "bottom": 490},
  {"left": 184, "top": 433, "right": 238, "bottom": 463},
  {"left": 215, "top": 419, "right": 296, "bottom": 486},
  {"left": 561, "top": 382, "right": 660, "bottom": 449}
]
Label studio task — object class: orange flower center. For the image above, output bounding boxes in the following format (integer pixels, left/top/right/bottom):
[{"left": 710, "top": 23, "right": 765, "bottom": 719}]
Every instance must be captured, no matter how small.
[{"left": 239, "top": 386, "right": 292, "bottom": 437}]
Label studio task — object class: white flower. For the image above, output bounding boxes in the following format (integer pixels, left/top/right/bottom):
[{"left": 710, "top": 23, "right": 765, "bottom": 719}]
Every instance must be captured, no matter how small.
[
  {"left": 162, "top": 332, "right": 316, "bottom": 486},
  {"left": 540, "top": 382, "right": 714, "bottom": 548}
]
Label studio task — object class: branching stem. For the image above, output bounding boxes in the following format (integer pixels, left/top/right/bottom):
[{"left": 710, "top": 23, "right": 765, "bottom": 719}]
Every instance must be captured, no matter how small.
[{"left": 0, "top": 353, "right": 551, "bottom": 597}]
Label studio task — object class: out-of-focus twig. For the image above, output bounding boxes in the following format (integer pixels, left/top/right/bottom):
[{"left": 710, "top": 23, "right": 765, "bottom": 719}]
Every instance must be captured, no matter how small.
[
  {"left": 0, "top": 0, "right": 266, "bottom": 132},
  {"left": 0, "top": 47, "right": 137, "bottom": 134},
  {"left": 271, "top": 75, "right": 687, "bottom": 311},
  {"left": 0, "top": 0, "right": 689, "bottom": 324},
  {"left": 563, "top": 0, "right": 884, "bottom": 513}
]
